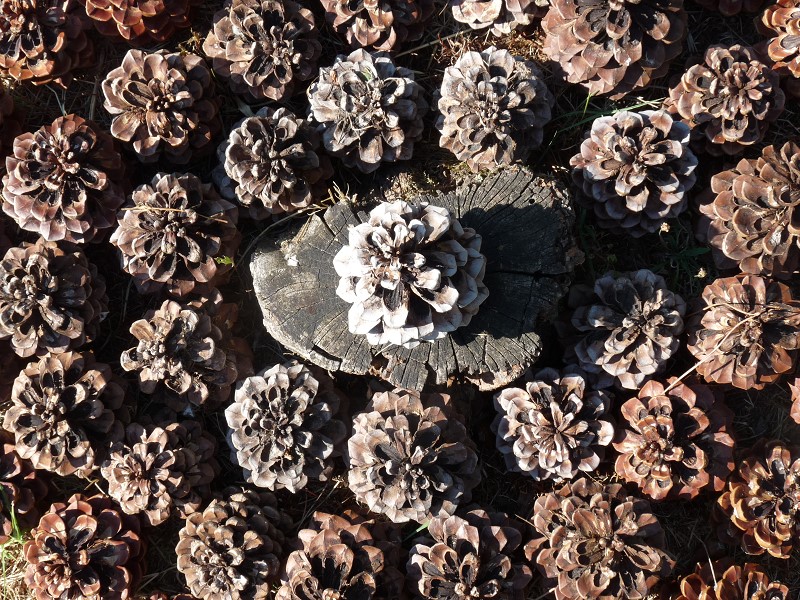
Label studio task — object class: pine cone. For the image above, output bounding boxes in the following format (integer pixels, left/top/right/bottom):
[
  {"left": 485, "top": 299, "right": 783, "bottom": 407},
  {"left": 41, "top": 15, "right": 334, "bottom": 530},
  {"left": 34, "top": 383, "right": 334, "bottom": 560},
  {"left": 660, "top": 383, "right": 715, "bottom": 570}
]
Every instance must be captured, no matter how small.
[
  {"left": 213, "top": 107, "right": 332, "bottom": 220},
  {"left": 0, "top": 0, "right": 92, "bottom": 87},
  {"left": 347, "top": 389, "right": 480, "bottom": 523},
  {"left": 102, "top": 49, "right": 220, "bottom": 164},
  {"left": 3, "top": 351, "right": 126, "bottom": 478},
  {"left": 675, "top": 560, "right": 789, "bottom": 600},
  {"left": 687, "top": 275, "right": 800, "bottom": 390},
  {"left": 24, "top": 494, "right": 144, "bottom": 600},
  {"left": 203, "top": 0, "right": 320, "bottom": 101},
  {"left": 542, "top": 0, "right": 687, "bottom": 99},
  {"left": 526, "top": 477, "right": 674, "bottom": 600},
  {"left": 320, "top": 0, "right": 432, "bottom": 51},
  {"left": 2, "top": 114, "right": 126, "bottom": 244},
  {"left": 791, "top": 378, "right": 800, "bottom": 425},
  {"left": 571, "top": 110, "right": 698, "bottom": 237},
  {"left": 694, "top": 0, "right": 765, "bottom": 15},
  {"left": 110, "top": 172, "right": 239, "bottom": 297},
  {"left": 0, "top": 431, "right": 46, "bottom": 545},
  {"left": 667, "top": 45, "right": 784, "bottom": 155},
  {"left": 276, "top": 510, "right": 405, "bottom": 600},
  {"left": 451, "top": 0, "right": 546, "bottom": 36},
  {"left": 176, "top": 487, "right": 291, "bottom": 600},
  {"left": 0, "top": 239, "right": 107, "bottom": 357},
  {"left": 567, "top": 269, "right": 686, "bottom": 390},
  {"left": 101, "top": 421, "right": 219, "bottom": 526},
  {"left": 333, "top": 200, "right": 488, "bottom": 347},
  {"left": 226, "top": 360, "right": 346, "bottom": 493},
  {"left": 307, "top": 49, "right": 427, "bottom": 173},
  {"left": 492, "top": 367, "right": 614, "bottom": 482},
  {"left": 121, "top": 299, "right": 239, "bottom": 408},
  {"left": 759, "top": 0, "right": 800, "bottom": 95},
  {"left": 81, "top": 0, "right": 191, "bottom": 44},
  {"left": 717, "top": 440, "right": 800, "bottom": 558},
  {"left": 613, "top": 378, "right": 734, "bottom": 501},
  {"left": 407, "top": 509, "right": 532, "bottom": 600},
  {"left": 436, "top": 46, "right": 553, "bottom": 172},
  {"left": 698, "top": 144, "right": 800, "bottom": 279}
]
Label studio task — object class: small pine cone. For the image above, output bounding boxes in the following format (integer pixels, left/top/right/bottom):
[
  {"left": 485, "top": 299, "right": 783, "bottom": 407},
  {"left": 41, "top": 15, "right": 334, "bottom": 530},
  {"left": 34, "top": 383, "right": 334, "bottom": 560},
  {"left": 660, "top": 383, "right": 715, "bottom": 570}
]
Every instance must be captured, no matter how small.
[
  {"left": 675, "top": 559, "right": 789, "bottom": 600},
  {"left": 568, "top": 269, "right": 686, "bottom": 390},
  {"left": 667, "top": 45, "right": 784, "bottom": 155},
  {"left": 24, "top": 494, "right": 145, "bottom": 600},
  {"left": 0, "top": 239, "right": 107, "bottom": 357},
  {"left": 348, "top": 389, "right": 480, "bottom": 523},
  {"left": 80, "top": 0, "right": 191, "bottom": 44},
  {"left": 451, "top": 0, "right": 547, "bottom": 36},
  {"left": 320, "top": 0, "right": 432, "bottom": 51},
  {"left": 307, "top": 49, "right": 427, "bottom": 173},
  {"left": 101, "top": 421, "right": 219, "bottom": 526},
  {"left": 226, "top": 360, "right": 346, "bottom": 493},
  {"left": 0, "top": 0, "right": 92, "bottom": 87},
  {"left": 571, "top": 110, "right": 698, "bottom": 237},
  {"left": 203, "top": 0, "right": 320, "bottom": 102},
  {"left": 333, "top": 200, "right": 488, "bottom": 347},
  {"left": 3, "top": 351, "right": 127, "bottom": 478},
  {"left": 436, "top": 46, "right": 553, "bottom": 172},
  {"left": 102, "top": 49, "right": 220, "bottom": 164},
  {"left": 526, "top": 477, "right": 674, "bottom": 600},
  {"left": 698, "top": 143, "right": 800, "bottom": 279},
  {"left": 121, "top": 299, "right": 238, "bottom": 408},
  {"left": 407, "top": 509, "right": 533, "bottom": 600},
  {"left": 276, "top": 510, "right": 405, "bottom": 600},
  {"left": 542, "top": 0, "right": 687, "bottom": 99},
  {"left": 759, "top": 0, "right": 800, "bottom": 95},
  {"left": 687, "top": 274, "right": 800, "bottom": 390},
  {"left": 0, "top": 431, "right": 47, "bottom": 545},
  {"left": 110, "top": 172, "right": 239, "bottom": 297},
  {"left": 213, "top": 107, "right": 332, "bottom": 220},
  {"left": 694, "top": 0, "right": 765, "bottom": 14},
  {"left": 176, "top": 487, "right": 292, "bottom": 600},
  {"left": 613, "top": 378, "right": 734, "bottom": 501},
  {"left": 2, "top": 114, "right": 126, "bottom": 244},
  {"left": 492, "top": 368, "right": 614, "bottom": 482},
  {"left": 717, "top": 440, "right": 800, "bottom": 558}
]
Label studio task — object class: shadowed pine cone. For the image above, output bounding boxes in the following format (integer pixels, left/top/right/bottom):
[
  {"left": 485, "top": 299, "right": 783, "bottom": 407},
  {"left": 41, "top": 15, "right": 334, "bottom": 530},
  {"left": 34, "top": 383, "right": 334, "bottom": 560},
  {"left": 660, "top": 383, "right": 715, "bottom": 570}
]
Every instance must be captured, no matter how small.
[
  {"left": 101, "top": 421, "right": 219, "bottom": 526},
  {"left": 3, "top": 351, "right": 127, "bottom": 478},
  {"left": 276, "top": 510, "right": 405, "bottom": 600},
  {"left": 176, "top": 487, "right": 292, "bottom": 600},
  {"left": 407, "top": 509, "right": 533, "bottom": 600},
  {"left": 613, "top": 378, "right": 734, "bottom": 501},
  {"left": 110, "top": 172, "right": 239, "bottom": 297},
  {"left": 121, "top": 299, "right": 239, "bottom": 409},
  {"left": 213, "top": 107, "right": 332, "bottom": 220},
  {"left": 0, "top": 239, "right": 107, "bottom": 357},
  {"left": 0, "top": 0, "right": 92, "bottom": 87},
  {"left": 320, "top": 0, "right": 433, "bottom": 51},
  {"left": 759, "top": 0, "right": 800, "bottom": 96},
  {"left": 0, "top": 431, "right": 46, "bottom": 545},
  {"left": 571, "top": 110, "right": 698, "bottom": 237},
  {"left": 567, "top": 269, "right": 686, "bottom": 390},
  {"left": 687, "top": 275, "right": 800, "bottom": 390},
  {"left": 149, "top": 594, "right": 197, "bottom": 600},
  {"left": 698, "top": 142, "right": 800, "bottom": 279},
  {"left": 226, "top": 360, "right": 346, "bottom": 493},
  {"left": 451, "top": 0, "right": 546, "bottom": 35},
  {"left": 102, "top": 49, "right": 220, "bottom": 164},
  {"left": 492, "top": 367, "right": 614, "bottom": 482},
  {"left": 203, "top": 0, "right": 320, "bottom": 102},
  {"left": 667, "top": 45, "right": 784, "bottom": 155},
  {"left": 333, "top": 200, "right": 488, "bottom": 347},
  {"left": 347, "top": 389, "right": 480, "bottom": 523},
  {"left": 717, "top": 440, "right": 800, "bottom": 558},
  {"left": 2, "top": 114, "right": 126, "bottom": 244},
  {"left": 80, "top": 0, "right": 191, "bottom": 43},
  {"left": 542, "top": 0, "right": 687, "bottom": 99},
  {"left": 674, "top": 559, "right": 789, "bottom": 600},
  {"left": 436, "top": 46, "right": 553, "bottom": 172},
  {"left": 526, "top": 477, "right": 674, "bottom": 600},
  {"left": 694, "top": 0, "right": 765, "bottom": 13},
  {"left": 24, "top": 494, "right": 144, "bottom": 600},
  {"left": 307, "top": 49, "right": 427, "bottom": 173}
]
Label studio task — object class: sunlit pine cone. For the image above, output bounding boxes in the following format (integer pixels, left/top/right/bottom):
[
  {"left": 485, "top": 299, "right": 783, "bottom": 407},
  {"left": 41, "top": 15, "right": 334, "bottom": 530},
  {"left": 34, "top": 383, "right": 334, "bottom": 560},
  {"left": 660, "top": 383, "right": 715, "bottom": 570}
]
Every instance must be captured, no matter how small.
[
  {"left": 321, "top": 0, "right": 433, "bottom": 51},
  {"left": 759, "top": 0, "right": 800, "bottom": 96},
  {"left": 674, "top": 559, "right": 789, "bottom": 600},
  {"left": 80, "top": 0, "right": 192, "bottom": 43},
  {"left": 451, "top": 0, "right": 547, "bottom": 36}
]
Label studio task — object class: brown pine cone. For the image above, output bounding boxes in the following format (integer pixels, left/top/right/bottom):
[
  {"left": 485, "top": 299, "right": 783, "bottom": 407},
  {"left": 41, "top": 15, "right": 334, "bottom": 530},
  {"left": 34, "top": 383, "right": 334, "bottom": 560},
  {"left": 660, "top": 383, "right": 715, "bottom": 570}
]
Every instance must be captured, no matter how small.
[
  {"left": 759, "top": 0, "right": 800, "bottom": 96},
  {"left": 81, "top": 0, "right": 192, "bottom": 44},
  {"left": 451, "top": 0, "right": 546, "bottom": 36},
  {"left": 0, "top": 431, "right": 46, "bottom": 545},
  {"left": 320, "top": 0, "right": 433, "bottom": 51},
  {"left": 674, "top": 559, "right": 789, "bottom": 600}
]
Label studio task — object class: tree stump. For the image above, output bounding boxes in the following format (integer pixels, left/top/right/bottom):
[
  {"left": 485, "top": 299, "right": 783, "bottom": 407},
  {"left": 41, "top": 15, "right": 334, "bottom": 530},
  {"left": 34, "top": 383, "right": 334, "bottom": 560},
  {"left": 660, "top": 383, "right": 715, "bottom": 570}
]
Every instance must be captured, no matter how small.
[{"left": 250, "top": 167, "right": 582, "bottom": 390}]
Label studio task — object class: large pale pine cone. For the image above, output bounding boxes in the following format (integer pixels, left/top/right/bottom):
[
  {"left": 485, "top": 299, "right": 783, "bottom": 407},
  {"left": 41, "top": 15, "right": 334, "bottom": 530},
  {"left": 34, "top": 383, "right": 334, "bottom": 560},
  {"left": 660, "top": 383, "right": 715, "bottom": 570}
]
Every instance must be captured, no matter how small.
[
  {"left": 80, "top": 0, "right": 192, "bottom": 44},
  {"left": 674, "top": 560, "right": 789, "bottom": 600},
  {"left": 451, "top": 0, "right": 547, "bottom": 36},
  {"left": 759, "top": 0, "right": 800, "bottom": 95},
  {"left": 320, "top": 0, "right": 433, "bottom": 51},
  {"left": 0, "top": 431, "right": 47, "bottom": 546}
]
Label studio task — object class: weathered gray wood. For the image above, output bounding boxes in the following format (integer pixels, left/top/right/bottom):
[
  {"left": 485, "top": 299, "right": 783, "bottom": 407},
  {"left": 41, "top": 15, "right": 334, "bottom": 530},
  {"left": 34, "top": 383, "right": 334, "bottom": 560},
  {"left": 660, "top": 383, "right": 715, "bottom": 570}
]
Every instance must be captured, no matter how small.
[{"left": 250, "top": 167, "right": 582, "bottom": 390}]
